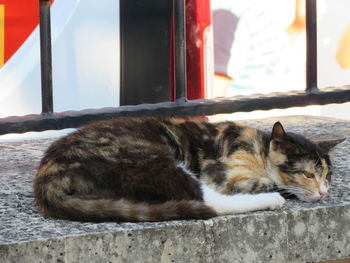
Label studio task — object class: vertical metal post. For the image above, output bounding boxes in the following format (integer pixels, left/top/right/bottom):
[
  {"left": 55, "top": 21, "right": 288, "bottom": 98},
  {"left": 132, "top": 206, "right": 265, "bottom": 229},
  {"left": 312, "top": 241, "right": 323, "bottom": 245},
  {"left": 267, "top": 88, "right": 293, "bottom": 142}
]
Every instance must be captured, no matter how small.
[
  {"left": 305, "top": 0, "right": 318, "bottom": 92},
  {"left": 173, "top": 0, "right": 187, "bottom": 101},
  {"left": 39, "top": 0, "right": 54, "bottom": 114}
]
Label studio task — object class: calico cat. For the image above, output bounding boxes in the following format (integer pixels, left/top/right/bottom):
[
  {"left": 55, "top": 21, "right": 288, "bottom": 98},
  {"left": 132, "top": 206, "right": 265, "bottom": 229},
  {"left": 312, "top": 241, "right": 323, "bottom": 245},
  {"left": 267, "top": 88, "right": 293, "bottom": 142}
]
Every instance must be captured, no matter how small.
[{"left": 33, "top": 117, "right": 344, "bottom": 222}]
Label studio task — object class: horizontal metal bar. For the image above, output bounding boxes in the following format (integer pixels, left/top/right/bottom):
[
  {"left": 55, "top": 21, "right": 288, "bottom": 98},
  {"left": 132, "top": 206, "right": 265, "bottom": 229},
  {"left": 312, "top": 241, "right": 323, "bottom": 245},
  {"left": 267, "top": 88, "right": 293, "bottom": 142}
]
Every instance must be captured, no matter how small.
[{"left": 1, "top": 85, "right": 350, "bottom": 135}]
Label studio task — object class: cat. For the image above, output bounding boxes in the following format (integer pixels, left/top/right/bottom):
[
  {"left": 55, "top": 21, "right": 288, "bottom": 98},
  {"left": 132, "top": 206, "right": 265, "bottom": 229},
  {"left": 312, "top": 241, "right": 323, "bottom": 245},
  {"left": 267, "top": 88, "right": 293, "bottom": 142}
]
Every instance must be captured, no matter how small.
[{"left": 33, "top": 117, "right": 344, "bottom": 222}]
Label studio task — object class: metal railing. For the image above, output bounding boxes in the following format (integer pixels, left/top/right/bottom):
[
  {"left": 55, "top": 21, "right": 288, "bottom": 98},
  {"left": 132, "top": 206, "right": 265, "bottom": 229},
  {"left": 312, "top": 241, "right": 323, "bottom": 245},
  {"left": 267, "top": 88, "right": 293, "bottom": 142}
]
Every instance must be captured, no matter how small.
[{"left": 0, "top": 0, "right": 350, "bottom": 135}]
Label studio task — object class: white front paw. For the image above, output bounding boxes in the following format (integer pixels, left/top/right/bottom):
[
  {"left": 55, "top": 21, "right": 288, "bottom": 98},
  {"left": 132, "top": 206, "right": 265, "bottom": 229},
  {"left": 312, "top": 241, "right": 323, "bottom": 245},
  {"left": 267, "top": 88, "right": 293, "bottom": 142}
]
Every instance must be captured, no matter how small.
[{"left": 264, "top": 192, "right": 286, "bottom": 210}]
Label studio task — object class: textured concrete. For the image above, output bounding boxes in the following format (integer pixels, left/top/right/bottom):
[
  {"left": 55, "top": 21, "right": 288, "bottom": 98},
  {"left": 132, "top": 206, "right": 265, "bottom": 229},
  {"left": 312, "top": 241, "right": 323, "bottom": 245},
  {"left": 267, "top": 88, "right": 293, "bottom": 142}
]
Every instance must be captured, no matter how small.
[{"left": 0, "top": 116, "right": 350, "bottom": 263}]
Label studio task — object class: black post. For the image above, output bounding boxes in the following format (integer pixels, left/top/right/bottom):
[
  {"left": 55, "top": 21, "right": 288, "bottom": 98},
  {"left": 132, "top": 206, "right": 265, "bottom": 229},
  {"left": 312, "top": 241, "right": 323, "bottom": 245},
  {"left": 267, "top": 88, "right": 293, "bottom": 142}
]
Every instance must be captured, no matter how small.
[
  {"left": 39, "top": 0, "right": 54, "bottom": 114},
  {"left": 305, "top": 0, "right": 318, "bottom": 92},
  {"left": 173, "top": 0, "right": 187, "bottom": 101}
]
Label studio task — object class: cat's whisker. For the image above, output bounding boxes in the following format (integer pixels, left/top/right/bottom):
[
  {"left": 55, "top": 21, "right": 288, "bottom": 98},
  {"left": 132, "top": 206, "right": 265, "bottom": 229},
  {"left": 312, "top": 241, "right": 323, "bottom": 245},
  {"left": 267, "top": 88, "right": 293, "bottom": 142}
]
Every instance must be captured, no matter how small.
[
  {"left": 277, "top": 185, "right": 307, "bottom": 196},
  {"left": 315, "top": 155, "right": 321, "bottom": 166},
  {"left": 278, "top": 192, "right": 299, "bottom": 199},
  {"left": 275, "top": 189, "right": 292, "bottom": 195}
]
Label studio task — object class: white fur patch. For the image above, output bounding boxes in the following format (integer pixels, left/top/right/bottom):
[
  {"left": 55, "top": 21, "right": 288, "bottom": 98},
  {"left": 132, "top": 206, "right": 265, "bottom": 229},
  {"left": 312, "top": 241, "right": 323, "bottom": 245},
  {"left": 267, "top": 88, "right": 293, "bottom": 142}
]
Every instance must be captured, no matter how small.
[{"left": 201, "top": 184, "right": 285, "bottom": 215}]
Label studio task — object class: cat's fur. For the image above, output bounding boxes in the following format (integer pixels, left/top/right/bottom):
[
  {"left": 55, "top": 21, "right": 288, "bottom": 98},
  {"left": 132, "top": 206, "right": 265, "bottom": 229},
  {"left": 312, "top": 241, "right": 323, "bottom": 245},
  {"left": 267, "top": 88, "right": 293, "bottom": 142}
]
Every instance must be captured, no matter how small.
[{"left": 33, "top": 118, "right": 344, "bottom": 222}]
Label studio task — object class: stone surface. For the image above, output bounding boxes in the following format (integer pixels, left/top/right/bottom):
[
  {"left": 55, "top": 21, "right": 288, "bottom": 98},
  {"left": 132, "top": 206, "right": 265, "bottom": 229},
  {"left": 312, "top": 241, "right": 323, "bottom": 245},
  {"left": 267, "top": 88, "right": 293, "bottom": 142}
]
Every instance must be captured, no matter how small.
[
  {"left": 206, "top": 213, "right": 289, "bottom": 263},
  {"left": 0, "top": 116, "right": 350, "bottom": 263}
]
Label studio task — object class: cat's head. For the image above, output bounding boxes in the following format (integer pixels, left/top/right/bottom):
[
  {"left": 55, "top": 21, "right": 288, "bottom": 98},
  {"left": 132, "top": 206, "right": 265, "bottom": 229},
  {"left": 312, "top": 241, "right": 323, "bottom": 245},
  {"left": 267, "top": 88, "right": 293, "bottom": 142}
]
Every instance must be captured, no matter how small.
[{"left": 267, "top": 121, "right": 345, "bottom": 202}]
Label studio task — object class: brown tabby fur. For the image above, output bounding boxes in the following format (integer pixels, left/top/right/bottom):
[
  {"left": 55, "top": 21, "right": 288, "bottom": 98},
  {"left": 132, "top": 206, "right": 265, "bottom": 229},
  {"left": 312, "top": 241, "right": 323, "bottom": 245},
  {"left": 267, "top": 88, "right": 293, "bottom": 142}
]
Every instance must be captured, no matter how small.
[{"left": 33, "top": 117, "right": 344, "bottom": 222}]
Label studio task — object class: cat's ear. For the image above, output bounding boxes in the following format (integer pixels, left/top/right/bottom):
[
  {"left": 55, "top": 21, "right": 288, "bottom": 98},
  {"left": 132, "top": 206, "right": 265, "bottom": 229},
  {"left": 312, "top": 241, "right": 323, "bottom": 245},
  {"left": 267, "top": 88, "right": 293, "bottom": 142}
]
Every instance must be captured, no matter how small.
[
  {"left": 317, "top": 138, "right": 346, "bottom": 153},
  {"left": 271, "top": 122, "right": 287, "bottom": 142}
]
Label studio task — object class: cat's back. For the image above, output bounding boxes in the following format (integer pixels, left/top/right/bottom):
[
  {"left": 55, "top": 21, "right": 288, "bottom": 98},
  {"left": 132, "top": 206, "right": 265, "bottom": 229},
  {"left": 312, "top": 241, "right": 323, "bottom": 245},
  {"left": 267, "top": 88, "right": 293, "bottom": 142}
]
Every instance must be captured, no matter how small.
[{"left": 43, "top": 118, "right": 170, "bottom": 153}]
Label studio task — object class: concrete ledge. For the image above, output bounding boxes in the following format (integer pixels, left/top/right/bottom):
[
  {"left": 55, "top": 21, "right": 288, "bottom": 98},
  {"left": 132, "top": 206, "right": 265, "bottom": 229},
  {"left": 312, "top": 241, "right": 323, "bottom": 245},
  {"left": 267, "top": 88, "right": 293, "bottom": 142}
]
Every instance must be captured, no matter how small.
[{"left": 1, "top": 116, "right": 350, "bottom": 263}]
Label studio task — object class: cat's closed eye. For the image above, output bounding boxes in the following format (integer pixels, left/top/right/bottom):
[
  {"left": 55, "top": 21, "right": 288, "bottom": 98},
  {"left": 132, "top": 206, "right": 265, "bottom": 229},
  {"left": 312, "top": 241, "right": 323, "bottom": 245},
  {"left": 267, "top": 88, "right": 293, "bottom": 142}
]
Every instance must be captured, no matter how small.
[{"left": 303, "top": 172, "right": 315, "bottom": 179}]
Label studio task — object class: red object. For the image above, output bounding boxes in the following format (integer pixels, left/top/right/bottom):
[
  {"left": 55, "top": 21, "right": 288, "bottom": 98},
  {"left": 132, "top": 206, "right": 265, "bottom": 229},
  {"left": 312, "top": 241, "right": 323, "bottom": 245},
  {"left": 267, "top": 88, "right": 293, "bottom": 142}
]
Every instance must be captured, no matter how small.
[
  {"left": 171, "top": 0, "right": 212, "bottom": 101},
  {"left": 1, "top": 0, "right": 54, "bottom": 63},
  {"left": 185, "top": 0, "right": 212, "bottom": 100}
]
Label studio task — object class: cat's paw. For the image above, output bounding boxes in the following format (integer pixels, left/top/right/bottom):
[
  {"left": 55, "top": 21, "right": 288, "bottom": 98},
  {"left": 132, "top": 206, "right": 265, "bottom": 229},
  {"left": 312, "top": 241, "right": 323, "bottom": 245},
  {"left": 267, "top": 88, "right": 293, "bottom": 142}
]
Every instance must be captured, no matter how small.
[{"left": 263, "top": 192, "right": 286, "bottom": 210}]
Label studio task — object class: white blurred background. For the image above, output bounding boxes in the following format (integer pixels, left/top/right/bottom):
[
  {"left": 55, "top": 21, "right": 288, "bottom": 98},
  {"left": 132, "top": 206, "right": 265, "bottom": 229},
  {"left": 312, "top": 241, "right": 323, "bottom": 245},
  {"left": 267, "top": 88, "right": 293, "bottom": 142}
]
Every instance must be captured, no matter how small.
[{"left": 211, "top": 0, "right": 350, "bottom": 121}]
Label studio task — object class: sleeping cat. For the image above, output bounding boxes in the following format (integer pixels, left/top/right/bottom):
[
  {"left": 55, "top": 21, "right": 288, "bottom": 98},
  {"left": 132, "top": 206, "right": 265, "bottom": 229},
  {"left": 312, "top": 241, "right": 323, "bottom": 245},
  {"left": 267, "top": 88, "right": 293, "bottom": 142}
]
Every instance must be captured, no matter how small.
[{"left": 33, "top": 117, "right": 344, "bottom": 222}]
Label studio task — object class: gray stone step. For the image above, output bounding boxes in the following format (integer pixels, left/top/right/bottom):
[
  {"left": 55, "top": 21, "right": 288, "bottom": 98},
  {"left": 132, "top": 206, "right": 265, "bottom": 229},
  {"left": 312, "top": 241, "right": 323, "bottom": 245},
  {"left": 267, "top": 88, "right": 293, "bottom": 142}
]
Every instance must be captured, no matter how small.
[{"left": 0, "top": 116, "right": 349, "bottom": 263}]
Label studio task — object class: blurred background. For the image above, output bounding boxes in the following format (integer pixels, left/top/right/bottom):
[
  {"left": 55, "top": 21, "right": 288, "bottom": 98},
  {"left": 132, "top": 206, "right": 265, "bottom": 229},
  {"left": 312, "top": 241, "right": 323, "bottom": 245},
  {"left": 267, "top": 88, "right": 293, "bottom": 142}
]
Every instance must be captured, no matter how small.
[
  {"left": 211, "top": 0, "right": 350, "bottom": 121},
  {"left": 0, "top": 0, "right": 350, "bottom": 141}
]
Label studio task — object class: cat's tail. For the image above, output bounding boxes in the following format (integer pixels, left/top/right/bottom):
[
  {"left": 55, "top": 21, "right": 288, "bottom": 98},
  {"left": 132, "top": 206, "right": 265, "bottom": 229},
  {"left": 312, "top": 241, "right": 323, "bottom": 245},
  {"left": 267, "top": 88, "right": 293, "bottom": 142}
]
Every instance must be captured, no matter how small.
[
  {"left": 38, "top": 196, "right": 217, "bottom": 222},
  {"left": 57, "top": 197, "right": 217, "bottom": 222},
  {"left": 34, "top": 175, "right": 217, "bottom": 222}
]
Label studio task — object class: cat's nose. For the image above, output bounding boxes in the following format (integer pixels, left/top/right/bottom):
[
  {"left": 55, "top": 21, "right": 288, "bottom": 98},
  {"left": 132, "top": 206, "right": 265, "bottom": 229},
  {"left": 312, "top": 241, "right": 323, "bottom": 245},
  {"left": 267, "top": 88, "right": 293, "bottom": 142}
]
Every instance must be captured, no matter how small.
[
  {"left": 319, "top": 183, "right": 328, "bottom": 198},
  {"left": 319, "top": 190, "right": 327, "bottom": 198}
]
